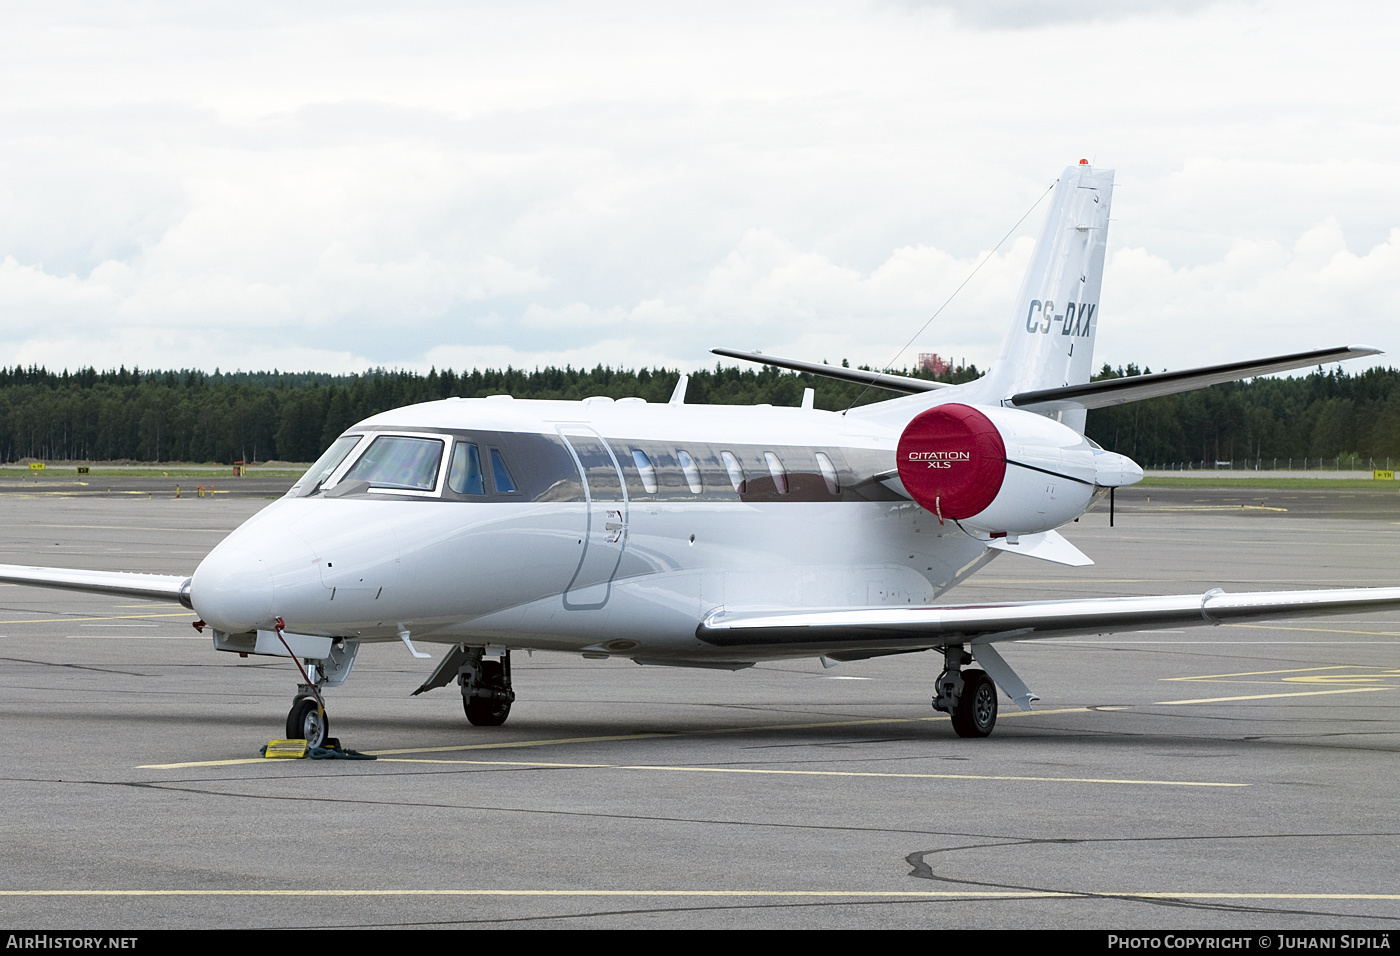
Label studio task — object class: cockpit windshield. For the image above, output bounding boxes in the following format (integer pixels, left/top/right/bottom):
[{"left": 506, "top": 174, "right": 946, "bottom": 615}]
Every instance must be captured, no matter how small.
[
  {"left": 342, "top": 435, "right": 445, "bottom": 492},
  {"left": 289, "top": 435, "right": 362, "bottom": 497}
]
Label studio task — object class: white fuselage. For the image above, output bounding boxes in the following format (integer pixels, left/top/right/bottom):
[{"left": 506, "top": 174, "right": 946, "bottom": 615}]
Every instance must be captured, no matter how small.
[{"left": 189, "top": 394, "right": 1022, "bottom": 662}]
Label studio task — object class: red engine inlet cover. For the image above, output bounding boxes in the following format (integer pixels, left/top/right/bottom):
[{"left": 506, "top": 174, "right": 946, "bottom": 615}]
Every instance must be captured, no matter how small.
[{"left": 896, "top": 404, "right": 1007, "bottom": 520}]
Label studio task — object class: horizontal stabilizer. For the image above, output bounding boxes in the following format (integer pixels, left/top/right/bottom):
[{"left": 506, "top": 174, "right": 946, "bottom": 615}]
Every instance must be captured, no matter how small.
[
  {"left": 0, "top": 564, "right": 192, "bottom": 607},
  {"left": 986, "top": 530, "right": 1093, "bottom": 566},
  {"left": 698, "top": 586, "right": 1400, "bottom": 652},
  {"left": 1011, "top": 346, "right": 1381, "bottom": 411},
  {"left": 712, "top": 348, "right": 948, "bottom": 394}
]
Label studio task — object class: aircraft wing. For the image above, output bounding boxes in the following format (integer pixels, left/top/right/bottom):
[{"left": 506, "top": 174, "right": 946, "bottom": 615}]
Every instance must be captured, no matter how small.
[
  {"left": 698, "top": 586, "right": 1400, "bottom": 656},
  {"left": 0, "top": 564, "right": 192, "bottom": 607},
  {"left": 1010, "top": 345, "right": 1380, "bottom": 411},
  {"left": 711, "top": 348, "right": 948, "bottom": 394}
]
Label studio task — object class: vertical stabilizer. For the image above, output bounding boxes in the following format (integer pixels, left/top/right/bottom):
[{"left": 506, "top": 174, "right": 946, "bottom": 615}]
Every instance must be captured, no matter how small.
[{"left": 964, "top": 162, "right": 1114, "bottom": 432}]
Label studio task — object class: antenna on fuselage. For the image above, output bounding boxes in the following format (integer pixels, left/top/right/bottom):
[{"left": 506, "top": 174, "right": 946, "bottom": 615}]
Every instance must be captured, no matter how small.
[
  {"left": 839, "top": 178, "right": 1057, "bottom": 414},
  {"left": 669, "top": 374, "right": 689, "bottom": 405}
]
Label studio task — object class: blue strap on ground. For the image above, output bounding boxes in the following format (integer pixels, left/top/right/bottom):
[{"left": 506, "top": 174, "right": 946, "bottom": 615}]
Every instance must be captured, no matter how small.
[
  {"left": 309, "top": 745, "right": 376, "bottom": 760},
  {"left": 257, "top": 743, "right": 377, "bottom": 759}
]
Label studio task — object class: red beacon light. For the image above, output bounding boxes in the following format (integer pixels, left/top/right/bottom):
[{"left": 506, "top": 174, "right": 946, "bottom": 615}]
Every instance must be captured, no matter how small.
[{"left": 1079, "top": 158, "right": 1090, "bottom": 165}]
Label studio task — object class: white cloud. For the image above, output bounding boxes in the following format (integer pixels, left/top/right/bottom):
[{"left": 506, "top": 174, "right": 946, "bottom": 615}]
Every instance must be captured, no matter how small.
[
  {"left": 1102, "top": 223, "right": 1400, "bottom": 371},
  {"left": 899, "top": 0, "right": 1224, "bottom": 30},
  {"left": 0, "top": 1, "right": 1396, "bottom": 378}
]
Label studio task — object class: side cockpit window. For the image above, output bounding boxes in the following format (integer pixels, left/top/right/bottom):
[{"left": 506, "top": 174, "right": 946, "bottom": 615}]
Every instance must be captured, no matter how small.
[
  {"left": 448, "top": 442, "right": 486, "bottom": 495},
  {"left": 489, "top": 448, "right": 518, "bottom": 494},
  {"left": 343, "top": 435, "right": 444, "bottom": 492},
  {"left": 449, "top": 442, "right": 520, "bottom": 497}
]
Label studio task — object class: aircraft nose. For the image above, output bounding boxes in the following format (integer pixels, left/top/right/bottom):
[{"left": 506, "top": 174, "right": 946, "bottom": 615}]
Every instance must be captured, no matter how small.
[{"left": 190, "top": 545, "right": 275, "bottom": 634}]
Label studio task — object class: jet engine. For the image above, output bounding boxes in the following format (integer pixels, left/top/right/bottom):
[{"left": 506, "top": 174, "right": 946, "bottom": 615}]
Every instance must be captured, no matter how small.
[{"left": 896, "top": 402, "right": 1118, "bottom": 537}]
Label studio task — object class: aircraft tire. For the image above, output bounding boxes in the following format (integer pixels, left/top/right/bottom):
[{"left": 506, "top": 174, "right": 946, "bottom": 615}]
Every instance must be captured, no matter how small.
[
  {"left": 951, "top": 669, "right": 997, "bottom": 738},
  {"left": 464, "top": 660, "right": 512, "bottom": 727},
  {"left": 287, "top": 697, "right": 330, "bottom": 748},
  {"left": 465, "top": 696, "right": 511, "bottom": 727}
]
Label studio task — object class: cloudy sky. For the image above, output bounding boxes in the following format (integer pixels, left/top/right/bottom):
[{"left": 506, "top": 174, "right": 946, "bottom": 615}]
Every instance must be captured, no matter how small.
[{"left": 0, "top": 1, "right": 1396, "bottom": 379}]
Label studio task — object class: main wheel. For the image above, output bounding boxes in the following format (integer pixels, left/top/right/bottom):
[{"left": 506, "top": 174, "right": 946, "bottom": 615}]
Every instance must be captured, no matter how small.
[
  {"left": 287, "top": 697, "right": 330, "bottom": 748},
  {"left": 464, "top": 660, "right": 512, "bottom": 727},
  {"left": 950, "top": 669, "right": 997, "bottom": 738}
]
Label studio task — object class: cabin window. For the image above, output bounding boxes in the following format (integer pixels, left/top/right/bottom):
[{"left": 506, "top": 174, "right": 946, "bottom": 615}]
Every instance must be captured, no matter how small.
[
  {"left": 764, "top": 452, "right": 789, "bottom": 494},
  {"left": 291, "top": 434, "right": 362, "bottom": 497},
  {"left": 631, "top": 449, "right": 658, "bottom": 494},
  {"left": 815, "top": 452, "right": 840, "bottom": 495},
  {"left": 721, "top": 451, "right": 746, "bottom": 494},
  {"left": 343, "top": 435, "right": 444, "bottom": 492},
  {"left": 447, "top": 442, "right": 486, "bottom": 495},
  {"left": 489, "top": 448, "right": 518, "bottom": 494},
  {"left": 676, "top": 449, "right": 703, "bottom": 494}
]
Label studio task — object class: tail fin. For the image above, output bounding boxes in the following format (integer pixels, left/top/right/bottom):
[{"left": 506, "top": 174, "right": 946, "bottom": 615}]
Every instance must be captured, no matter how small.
[{"left": 964, "top": 162, "right": 1114, "bottom": 432}]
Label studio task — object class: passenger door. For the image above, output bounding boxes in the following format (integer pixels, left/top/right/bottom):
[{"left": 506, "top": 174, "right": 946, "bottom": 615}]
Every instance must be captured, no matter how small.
[{"left": 556, "top": 426, "right": 628, "bottom": 609}]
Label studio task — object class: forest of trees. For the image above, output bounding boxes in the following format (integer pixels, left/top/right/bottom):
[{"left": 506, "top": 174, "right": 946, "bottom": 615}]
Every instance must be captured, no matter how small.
[
  {"left": 0, "top": 360, "right": 1396, "bottom": 467},
  {"left": 1085, "top": 364, "right": 1400, "bottom": 467}
]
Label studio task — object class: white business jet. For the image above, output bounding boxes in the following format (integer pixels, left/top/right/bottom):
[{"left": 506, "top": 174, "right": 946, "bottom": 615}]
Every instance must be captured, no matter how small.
[{"left": 2, "top": 161, "right": 1395, "bottom": 745}]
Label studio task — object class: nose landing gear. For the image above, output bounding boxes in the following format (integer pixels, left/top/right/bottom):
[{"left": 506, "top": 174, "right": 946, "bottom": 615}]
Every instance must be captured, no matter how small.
[
  {"left": 287, "top": 694, "right": 330, "bottom": 749},
  {"left": 271, "top": 624, "right": 358, "bottom": 749}
]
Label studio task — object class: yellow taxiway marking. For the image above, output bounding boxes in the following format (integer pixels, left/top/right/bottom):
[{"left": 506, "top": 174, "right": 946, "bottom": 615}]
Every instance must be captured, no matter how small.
[
  {"left": 67, "top": 635, "right": 202, "bottom": 640},
  {"left": 142, "top": 718, "right": 1246, "bottom": 787},
  {"left": 1165, "top": 665, "right": 1361, "bottom": 681},
  {"left": 369, "top": 757, "right": 1245, "bottom": 788},
  {"left": 0, "top": 611, "right": 195, "bottom": 625},
  {"left": 1226, "top": 622, "right": 1400, "bottom": 637},
  {"left": 139, "top": 708, "right": 1096, "bottom": 770},
  {"left": 36, "top": 524, "right": 234, "bottom": 532},
  {"left": 1163, "top": 664, "right": 1400, "bottom": 695},
  {"left": 964, "top": 578, "right": 1154, "bottom": 585},
  {"left": 1283, "top": 674, "right": 1400, "bottom": 684},
  {"left": 6, "top": 889, "right": 1399, "bottom": 901},
  {"left": 1166, "top": 664, "right": 1400, "bottom": 686},
  {"left": 0, "top": 491, "right": 186, "bottom": 498},
  {"left": 1141, "top": 504, "right": 1288, "bottom": 512},
  {"left": 1158, "top": 687, "right": 1388, "bottom": 705}
]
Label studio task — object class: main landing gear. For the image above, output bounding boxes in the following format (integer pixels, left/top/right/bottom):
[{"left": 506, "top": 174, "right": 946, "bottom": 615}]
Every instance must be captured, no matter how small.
[
  {"left": 461, "top": 650, "right": 515, "bottom": 726},
  {"left": 933, "top": 645, "right": 998, "bottom": 738},
  {"left": 413, "top": 645, "right": 517, "bottom": 727}
]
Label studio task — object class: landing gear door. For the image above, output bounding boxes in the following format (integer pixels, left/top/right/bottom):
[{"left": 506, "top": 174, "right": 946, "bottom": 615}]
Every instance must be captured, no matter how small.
[{"left": 557, "top": 426, "right": 628, "bottom": 609}]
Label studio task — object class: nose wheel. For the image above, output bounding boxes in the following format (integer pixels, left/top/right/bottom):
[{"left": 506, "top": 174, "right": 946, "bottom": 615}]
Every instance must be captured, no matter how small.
[{"left": 287, "top": 696, "right": 330, "bottom": 748}]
